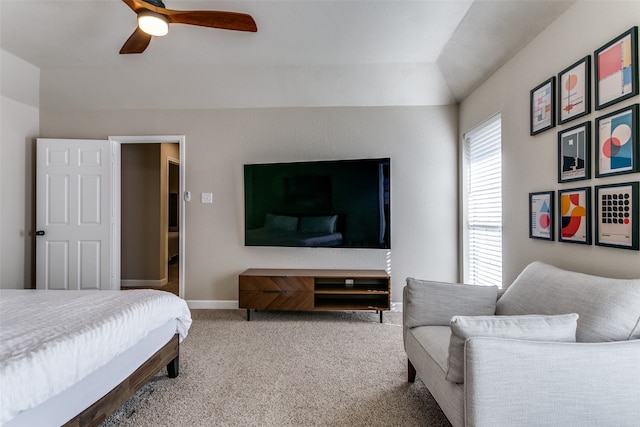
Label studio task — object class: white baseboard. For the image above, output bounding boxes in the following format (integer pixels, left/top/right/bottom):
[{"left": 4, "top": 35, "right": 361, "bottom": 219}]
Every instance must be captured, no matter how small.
[
  {"left": 186, "top": 300, "right": 239, "bottom": 310},
  {"left": 391, "top": 302, "right": 403, "bottom": 312},
  {"left": 121, "top": 278, "right": 167, "bottom": 287}
]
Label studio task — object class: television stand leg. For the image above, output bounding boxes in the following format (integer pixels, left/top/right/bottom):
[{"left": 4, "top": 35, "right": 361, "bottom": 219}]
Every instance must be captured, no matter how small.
[
  {"left": 380, "top": 311, "right": 383, "bottom": 323},
  {"left": 246, "top": 309, "right": 251, "bottom": 321}
]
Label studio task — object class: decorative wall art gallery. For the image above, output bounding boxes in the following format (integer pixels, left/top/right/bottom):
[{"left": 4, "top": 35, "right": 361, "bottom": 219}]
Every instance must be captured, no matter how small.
[{"left": 529, "top": 26, "right": 639, "bottom": 250}]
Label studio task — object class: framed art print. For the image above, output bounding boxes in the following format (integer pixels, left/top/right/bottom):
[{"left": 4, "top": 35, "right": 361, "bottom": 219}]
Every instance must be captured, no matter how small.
[
  {"left": 529, "top": 191, "right": 554, "bottom": 240},
  {"left": 595, "top": 182, "right": 639, "bottom": 250},
  {"left": 530, "top": 77, "right": 555, "bottom": 135},
  {"left": 558, "top": 121, "right": 591, "bottom": 182},
  {"left": 558, "top": 56, "right": 590, "bottom": 124},
  {"left": 595, "top": 26, "right": 638, "bottom": 110},
  {"left": 595, "top": 104, "right": 638, "bottom": 177},
  {"left": 558, "top": 187, "right": 591, "bottom": 245}
]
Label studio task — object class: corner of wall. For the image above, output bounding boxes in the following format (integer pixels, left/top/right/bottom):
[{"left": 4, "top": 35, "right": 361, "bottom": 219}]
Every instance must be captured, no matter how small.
[{"left": 1, "top": 49, "right": 40, "bottom": 109}]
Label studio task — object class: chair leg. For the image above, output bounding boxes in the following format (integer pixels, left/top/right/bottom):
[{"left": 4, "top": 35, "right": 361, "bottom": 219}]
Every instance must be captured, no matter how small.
[{"left": 408, "top": 358, "right": 416, "bottom": 383}]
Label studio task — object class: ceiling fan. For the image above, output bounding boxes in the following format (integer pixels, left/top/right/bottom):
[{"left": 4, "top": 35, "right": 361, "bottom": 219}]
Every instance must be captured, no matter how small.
[{"left": 120, "top": 0, "right": 257, "bottom": 54}]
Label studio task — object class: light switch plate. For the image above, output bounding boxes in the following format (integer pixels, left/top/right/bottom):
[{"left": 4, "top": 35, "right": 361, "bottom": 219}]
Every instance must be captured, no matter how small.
[{"left": 201, "top": 192, "right": 213, "bottom": 204}]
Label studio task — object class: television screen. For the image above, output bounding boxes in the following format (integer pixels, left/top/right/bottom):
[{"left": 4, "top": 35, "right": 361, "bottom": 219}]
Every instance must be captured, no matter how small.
[{"left": 244, "top": 158, "right": 390, "bottom": 249}]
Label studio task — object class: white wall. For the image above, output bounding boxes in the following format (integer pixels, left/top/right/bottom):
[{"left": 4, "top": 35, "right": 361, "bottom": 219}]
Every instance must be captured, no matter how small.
[
  {"left": 40, "top": 63, "right": 454, "bottom": 110},
  {"left": 40, "top": 106, "right": 459, "bottom": 303},
  {"left": 460, "top": 1, "right": 640, "bottom": 284},
  {"left": 0, "top": 50, "right": 40, "bottom": 289}
]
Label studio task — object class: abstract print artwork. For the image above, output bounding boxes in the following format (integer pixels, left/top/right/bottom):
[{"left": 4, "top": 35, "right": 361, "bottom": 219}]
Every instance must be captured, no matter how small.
[
  {"left": 595, "top": 182, "right": 639, "bottom": 250},
  {"left": 596, "top": 104, "right": 638, "bottom": 177},
  {"left": 529, "top": 191, "right": 554, "bottom": 240},
  {"left": 558, "top": 57, "right": 590, "bottom": 124},
  {"left": 559, "top": 187, "right": 591, "bottom": 244},
  {"left": 530, "top": 77, "right": 555, "bottom": 135},
  {"left": 595, "top": 27, "right": 638, "bottom": 110},
  {"left": 558, "top": 122, "right": 591, "bottom": 182}
]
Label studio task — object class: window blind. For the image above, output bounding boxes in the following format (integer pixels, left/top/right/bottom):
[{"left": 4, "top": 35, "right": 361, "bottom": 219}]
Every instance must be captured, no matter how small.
[{"left": 464, "top": 114, "right": 502, "bottom": 287}]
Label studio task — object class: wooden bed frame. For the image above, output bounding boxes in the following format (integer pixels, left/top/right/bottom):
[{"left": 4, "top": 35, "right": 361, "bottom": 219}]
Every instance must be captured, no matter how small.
[{"left": 63, "top": 334, "right": 179, "bottom": 427}]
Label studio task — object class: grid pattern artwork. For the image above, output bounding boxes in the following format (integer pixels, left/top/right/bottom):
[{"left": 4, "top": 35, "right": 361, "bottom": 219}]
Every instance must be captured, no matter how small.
[{"left": 596, "top": 182, "right": 639, "bottom": 249}]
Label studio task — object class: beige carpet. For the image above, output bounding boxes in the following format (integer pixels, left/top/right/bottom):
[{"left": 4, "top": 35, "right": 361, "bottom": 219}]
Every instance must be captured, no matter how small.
[{"left": 102, "top": 309, "right": 451, "bottom": 427}]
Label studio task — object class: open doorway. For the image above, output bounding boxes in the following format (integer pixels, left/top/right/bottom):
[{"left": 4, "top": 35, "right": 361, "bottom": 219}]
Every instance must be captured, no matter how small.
[
  {"left": 119, "top": 143, "right": 180, "bottom": 296},
  {"left": 110, "top": 135, "right": 185, "bottom": 298},
  {"left": 166, "top": 158, "right": 180, "bottom": 296}
]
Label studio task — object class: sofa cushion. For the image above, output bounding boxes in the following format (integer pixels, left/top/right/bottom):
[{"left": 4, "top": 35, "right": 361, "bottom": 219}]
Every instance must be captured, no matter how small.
[
  {"left": 405, "top": 278, "right": 498, "bottom": 328},
  {"left": 446, "top": 313, "right": 579, "bottom": 383},
  {"left": 496, "top": 262, "right": 640, "bottom": 342}
]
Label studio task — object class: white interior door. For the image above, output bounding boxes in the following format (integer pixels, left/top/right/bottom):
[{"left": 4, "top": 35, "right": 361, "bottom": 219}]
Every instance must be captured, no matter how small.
[{"left": 36, "top": 139, "right": 112, "bottom": 290}]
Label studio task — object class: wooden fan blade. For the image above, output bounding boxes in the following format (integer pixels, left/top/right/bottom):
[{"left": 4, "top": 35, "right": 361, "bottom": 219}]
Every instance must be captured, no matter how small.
[
  {"left": 121, "top": 0, "right": 256, "bottom": 31},
  {"left": 164, "top": 10, "right": 257, "bottom": 32},
  {"left": 120, "top": 27, "right": 153, "bottom": 54}
]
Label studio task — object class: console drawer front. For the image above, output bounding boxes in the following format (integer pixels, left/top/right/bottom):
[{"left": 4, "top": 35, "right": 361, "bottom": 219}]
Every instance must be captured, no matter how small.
[
  {"left": 239, "top": 275, "right": 314, "bottom": 292},
  {"left": 239, "top": 290, "right": 314, "bottom": 310}
]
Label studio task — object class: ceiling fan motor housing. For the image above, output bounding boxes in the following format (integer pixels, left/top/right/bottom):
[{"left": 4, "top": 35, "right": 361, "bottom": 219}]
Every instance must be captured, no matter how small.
[{"left": 144, "top": 0, "right": 166, "bottom": 8}]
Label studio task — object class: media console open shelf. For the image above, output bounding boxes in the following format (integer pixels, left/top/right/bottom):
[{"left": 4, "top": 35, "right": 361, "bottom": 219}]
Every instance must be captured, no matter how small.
[{"left": 239, "top": 268, "right": 390, "bottom": 322}]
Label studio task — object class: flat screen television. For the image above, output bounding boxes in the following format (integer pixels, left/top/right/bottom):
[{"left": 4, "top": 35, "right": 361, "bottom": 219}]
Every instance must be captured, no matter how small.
[{"left": 244, "top": 157, "right": 390, "bottom": 249}]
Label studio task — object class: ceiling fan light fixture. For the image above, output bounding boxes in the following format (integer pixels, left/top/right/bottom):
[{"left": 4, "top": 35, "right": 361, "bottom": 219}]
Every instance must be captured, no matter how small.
[{"left": 138, "top": 11, "right": 169, "bottom": 36}]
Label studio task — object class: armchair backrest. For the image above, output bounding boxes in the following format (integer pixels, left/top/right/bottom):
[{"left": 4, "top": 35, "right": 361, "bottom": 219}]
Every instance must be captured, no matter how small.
[{"left": 496, "top": 262, "right": 640, "bottom": 342}]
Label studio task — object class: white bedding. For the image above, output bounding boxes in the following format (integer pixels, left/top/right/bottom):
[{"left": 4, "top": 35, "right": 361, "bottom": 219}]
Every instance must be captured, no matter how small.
[{"left": 0, "top": 289, "right": 192, "bottom": 425}]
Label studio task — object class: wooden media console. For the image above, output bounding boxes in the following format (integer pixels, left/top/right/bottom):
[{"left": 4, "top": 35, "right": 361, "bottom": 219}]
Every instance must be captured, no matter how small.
[{"left": 238, "top": 268, "right": 390, "bottom": 322}]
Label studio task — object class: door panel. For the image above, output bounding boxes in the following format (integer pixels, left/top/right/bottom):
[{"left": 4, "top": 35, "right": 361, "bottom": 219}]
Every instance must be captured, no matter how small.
[
  {"left": 46, "top": 241, "right": 69, "bottom": 289},
  {"left": 47, "top": 174, "right": 70, "bottom": 224},
  {"left": 36, "top": 139, "right": 112, "bottom": 290},
  {"left": 79, "top": 175, "right": 101, "bottom": 224},
  {"left": 79, "top": 240, "right": 101, "bottom": 290}
]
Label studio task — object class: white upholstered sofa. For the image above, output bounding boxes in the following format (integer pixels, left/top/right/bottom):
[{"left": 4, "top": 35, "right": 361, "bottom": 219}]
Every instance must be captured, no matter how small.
[{"left": 403, "top": 261, "right": 640, "bottom": 427}]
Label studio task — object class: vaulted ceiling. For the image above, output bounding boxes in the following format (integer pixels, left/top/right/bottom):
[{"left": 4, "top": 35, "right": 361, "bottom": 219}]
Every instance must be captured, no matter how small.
[{"left": 1, "top": 0, "right": 575, "bottom": 106}]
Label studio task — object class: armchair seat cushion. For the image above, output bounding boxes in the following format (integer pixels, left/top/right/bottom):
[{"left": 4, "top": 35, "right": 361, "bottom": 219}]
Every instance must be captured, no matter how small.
[{"left": 407, "top": 326, "right": 451, "bottom": 374}]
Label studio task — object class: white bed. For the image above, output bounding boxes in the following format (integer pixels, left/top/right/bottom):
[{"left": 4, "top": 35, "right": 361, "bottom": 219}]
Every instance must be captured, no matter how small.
[{"left": 0, "top": 289, "right": 192, "bottom": 426}]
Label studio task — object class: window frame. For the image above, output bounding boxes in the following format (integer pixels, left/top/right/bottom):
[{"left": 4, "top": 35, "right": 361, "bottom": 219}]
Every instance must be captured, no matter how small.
[{"left": 461, "top": 113, "right": 503, "bottom": 287}]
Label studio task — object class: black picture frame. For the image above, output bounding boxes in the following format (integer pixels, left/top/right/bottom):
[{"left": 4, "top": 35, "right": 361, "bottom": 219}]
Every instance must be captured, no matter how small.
[
  {"left": 530, "top": 77, "right": 556, "bottom": 135},
  {"left": 558, "top": 121, "right": 591, "bottom": 183},
  {"left": 595, "top": 26, "right": 639, "bottom": 110},
  {"left": 558, "top": 187, "right": 591, "bottom": 245},
  {"left": 595, "top": 182, "right": 639, "bottom": 250},
  {"left": 595, "top": 104, "right": 639, "bottom": 178},
  {"left": 529, "top": 191, "right": 555, "bottom": 241},
  {"left": 558, "top": 56, "right": 591, "bottom": 125}
]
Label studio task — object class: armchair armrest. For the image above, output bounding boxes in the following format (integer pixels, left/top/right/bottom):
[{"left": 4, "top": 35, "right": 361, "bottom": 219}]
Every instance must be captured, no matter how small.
[{"left": 465, "top": 337, "right": 640, "bottom": 427}]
